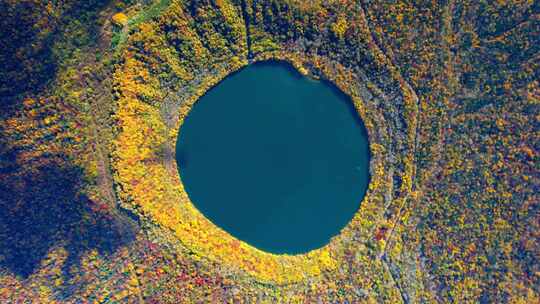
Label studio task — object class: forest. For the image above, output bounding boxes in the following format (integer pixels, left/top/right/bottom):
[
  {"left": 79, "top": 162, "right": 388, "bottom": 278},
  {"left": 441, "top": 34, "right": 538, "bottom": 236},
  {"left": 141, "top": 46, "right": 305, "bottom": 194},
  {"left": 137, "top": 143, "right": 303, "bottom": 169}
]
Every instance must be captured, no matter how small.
[{"left": 0, "top": 0, "right": 538, "bottom": 302}]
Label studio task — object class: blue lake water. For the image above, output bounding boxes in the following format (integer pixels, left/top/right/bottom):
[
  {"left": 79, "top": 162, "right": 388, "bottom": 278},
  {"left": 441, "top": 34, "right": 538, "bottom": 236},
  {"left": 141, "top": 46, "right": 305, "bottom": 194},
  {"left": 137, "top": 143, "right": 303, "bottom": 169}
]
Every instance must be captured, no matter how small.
[{"left": 176, "top": 61, "right": 370, "bottom": 254}]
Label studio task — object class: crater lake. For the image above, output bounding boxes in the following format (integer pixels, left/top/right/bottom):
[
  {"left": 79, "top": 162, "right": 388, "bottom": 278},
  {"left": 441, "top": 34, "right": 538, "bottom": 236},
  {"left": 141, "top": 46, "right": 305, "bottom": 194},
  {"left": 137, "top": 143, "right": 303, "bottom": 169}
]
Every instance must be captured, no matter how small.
[{"left": 176, "top": 61, "right": 370, "bottom": 254}]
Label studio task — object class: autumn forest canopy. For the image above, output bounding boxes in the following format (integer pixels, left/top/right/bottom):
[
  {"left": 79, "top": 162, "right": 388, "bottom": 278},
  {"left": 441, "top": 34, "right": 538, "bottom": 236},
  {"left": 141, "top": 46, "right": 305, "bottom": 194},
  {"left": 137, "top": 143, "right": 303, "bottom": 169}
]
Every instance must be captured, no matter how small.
[{"left": 0, "top": 0, "right": 538, "bottom": 303}]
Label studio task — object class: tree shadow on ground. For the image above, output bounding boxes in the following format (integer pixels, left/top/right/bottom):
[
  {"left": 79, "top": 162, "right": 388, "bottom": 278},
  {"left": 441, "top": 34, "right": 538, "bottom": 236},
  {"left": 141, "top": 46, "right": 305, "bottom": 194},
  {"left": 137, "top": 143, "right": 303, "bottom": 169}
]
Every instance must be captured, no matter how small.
[
  {"left": 0, "top": 0, "right": 114, "bottom": 106},
  {"left": 0, "top": 154, "right": 136, "bottom": 279},
  {"left": 0, "top": 1, "right": 56, "bottom": 103}
]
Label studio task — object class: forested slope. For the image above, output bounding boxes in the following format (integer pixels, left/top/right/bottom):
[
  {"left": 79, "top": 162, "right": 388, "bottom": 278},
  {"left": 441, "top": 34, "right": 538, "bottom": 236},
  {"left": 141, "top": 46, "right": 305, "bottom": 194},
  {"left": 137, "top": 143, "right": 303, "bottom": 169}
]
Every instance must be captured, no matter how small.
[{"left": 0, "top": 0, "right": 538, "bottom": 302}]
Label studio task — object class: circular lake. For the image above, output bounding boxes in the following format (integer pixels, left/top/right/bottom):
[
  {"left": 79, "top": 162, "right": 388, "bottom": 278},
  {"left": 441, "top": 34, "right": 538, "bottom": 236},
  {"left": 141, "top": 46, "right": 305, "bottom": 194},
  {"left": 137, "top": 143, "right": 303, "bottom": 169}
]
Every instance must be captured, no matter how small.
[{"left": 176, "top": 61, "right": 370, "bottom": 254}]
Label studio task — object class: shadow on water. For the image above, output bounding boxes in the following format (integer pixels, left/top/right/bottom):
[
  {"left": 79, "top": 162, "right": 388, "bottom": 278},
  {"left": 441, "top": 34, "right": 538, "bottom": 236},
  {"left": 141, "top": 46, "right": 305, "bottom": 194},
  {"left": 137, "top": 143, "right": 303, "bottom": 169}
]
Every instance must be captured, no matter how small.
[
  {"left": 321, "top": 77, "right": 372, "bottom": 160},
  {"left": 0, "top": 152, "right": 136, "bottom": 279},
  {"left": 250, "top": 59, "right": 307, "bottom": 80}
]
